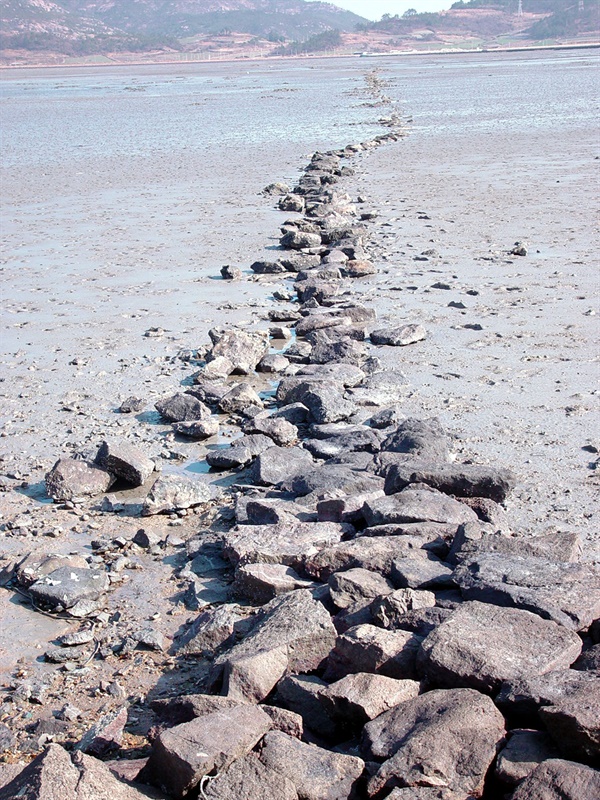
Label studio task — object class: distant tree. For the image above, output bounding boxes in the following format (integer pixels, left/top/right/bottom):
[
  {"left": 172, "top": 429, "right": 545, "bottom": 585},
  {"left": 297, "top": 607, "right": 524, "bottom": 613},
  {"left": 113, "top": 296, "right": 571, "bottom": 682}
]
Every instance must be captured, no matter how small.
[{"left": 403, "top": 8, "right": 418, "bottom": 15}]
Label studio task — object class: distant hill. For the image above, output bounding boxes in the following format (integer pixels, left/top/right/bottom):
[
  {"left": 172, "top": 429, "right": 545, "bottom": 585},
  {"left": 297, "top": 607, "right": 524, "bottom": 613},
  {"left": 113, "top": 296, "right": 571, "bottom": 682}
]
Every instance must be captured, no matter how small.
[
  {"left": 1, "top": 0, "right": 597, "bottom": 58},
  {"left": 361, "top": 0, "right": 600, "bottom": 40},
  {"left": 0, "top": 0, "right": 367, "bottom": 54}
]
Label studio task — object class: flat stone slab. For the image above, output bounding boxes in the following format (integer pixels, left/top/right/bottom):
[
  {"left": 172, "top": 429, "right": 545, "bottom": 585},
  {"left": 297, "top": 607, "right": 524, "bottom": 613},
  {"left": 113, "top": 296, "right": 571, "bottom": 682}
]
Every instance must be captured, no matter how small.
[
  {"left": 259, "top": 731, "right": 364, "bottom": 800},
  {"left": 222, "top": 521, "right": 348, "bottom": 570},
  {"left": 495, "top": 668, "right": 600, "bottom": 725},
  {"left": 417, "top": 601, "right": 582, "bottom": 693},
  {"left": 248, "top": 446, "right": 314, "bottom": 486},
  {"left": 234, "top": 563, "right": 316, "bottom": 605},
  {"left": 363, "top": 488, "right": 478, "bottom": 527},
  {"left": 283, "top": 464, "right": 384, "bottom": 498},
  {"left": 383, "top": 460, "right": 516, "bottom": 503},
  {"left": 146, "top": 704, "right": 272, "bottom": 798},
  {"left": 29, "top": 566, "right": 110, "bottom": 611},
  {"left": 45, "top": 458, "right": 115, "bottom": 501},
  {"left": 448, "top": 527, "right": 582, "bottom": 565},
  {"left": 371, "top": 323, "right": 427, "bottom": 346},
  {"left": 304, "top": 535, "right": 437, "bottom": 582},
  {"left": 453, "top": 553, "right": 600, "bottom": 630},
  {"left": 379, "top": 418, "right": 450, "bottom": 461},
  {"left": 141, "top": 474, "right": 213, "bottom": 516},
  {"left": 362, "top": 688, "right": 505, "bottom": 798}
]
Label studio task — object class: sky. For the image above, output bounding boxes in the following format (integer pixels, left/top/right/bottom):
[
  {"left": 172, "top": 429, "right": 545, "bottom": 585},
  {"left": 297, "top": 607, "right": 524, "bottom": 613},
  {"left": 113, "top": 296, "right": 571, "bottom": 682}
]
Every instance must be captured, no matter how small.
[{"left": 314, "top": 0, "right": 452, "bottom": 22}]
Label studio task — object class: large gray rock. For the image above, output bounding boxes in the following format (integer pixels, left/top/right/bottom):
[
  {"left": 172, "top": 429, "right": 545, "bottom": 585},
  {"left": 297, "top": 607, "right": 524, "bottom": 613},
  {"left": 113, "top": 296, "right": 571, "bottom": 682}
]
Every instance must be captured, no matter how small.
[
  {"left": 155, "top": 392, "right": 209, "bottom": 422},
  {"left": 383, "top": 460, "right": 516, "bottom": 503},
  {"left": 510, "top": 758, "right": 600, "bottom": 800},
  {"left": 370, "top": 588, "right": 436, "bottom": 627},
  {"left": 362, "top": 688, "right": 505, "bottom": 798},
  {"left": 150, "top": 694, "right": 238, "bottom": 728},
  {"left": 453, "top": 553, "right": 600, "bottom": 630},
  {"left": 222, "top": 521, "right": 347, "bottom": 570},
  {"left": 363, "top": 488, "right": 478, "bottom": 527},
  {"left": 0, "top": 744, "right": 151, "bottom": 800},
  {"left": 346, "top": 370, "right": 410, "bottom": 407},
  {"left": 45, "top": 458, "right": 115, "bottom": 501},
  {"left": 305, "top": 426, "right": 381, "bottom": 460},
  {"left": 539, "top": 688, "right": 600, "bottom": 763},
  {"left": 205, "top": 444, "right": 253, "bottom": 470},
  {"left": 203, "top": 753, "right": 298, "bottom": 800},
  {"left": 495, "top": 730, "right": 560, "bottom": 786},
  {"left": 281, "top": 229, "right": 322, "bottom": 249},
  {"left": 380, "top": 418, "right": 450, "bottom": 461},
  {"left": 328, "top": 568, "right": 394, "bottom": 610},
  {"left": 146, "top": 704, "right": 271, "bottom": 798},
  {"left": 207, "top": 328, "right": 269, "bottom": 374},
  {"left": 243, "top": 417, "right": 298, "bottom": 447},
  {"left": 283, "top": 464, "right": 383, "bottom": 499},
  {"left": 173, "top": 418, "right": 219, "bottom": 439},
  {"left": 308, "top": 338, "right": 367, "bottom": 367},
  {"left": 390, "top": 554, "right": 455, "bottom": 589},
  {"left": 324, "top": 624, "right": 422, "bottom": 681},
  {"left": 495, "top": 668, "right": 600, "bottom": 725},
  {"left": 417, "top": 601, "right": 582, "bottom": 693},
  {"left": 141, "top": 474, "right": 213, "bottom": 516},
  {"left": 15, "top": 552, "right": 89, "bottom": 588},
  {"left": 211, "top": 590, "right": 336, "bottom": 702},
  {"left": 295, "top": 362, "right": 366, "bottom": 386},
  {"left": 371, "top": 324, "right": 427, "bottom": 347},
  {"left": 174, "top": 605, "right": 240, "bottom": 657},
  {"left": 259, "top": 731, "right": 364, "bottom": 800},
  {"left": 275, "top": 674, "right": 336, "bottom": 738},
  {"left": 218, "top": 383, "right": 263, "bottom": 414},
  {"left": 249, "top": 446, "right": 313, "bottom": 486},
  {"left": 95, "top": 441, "right": 154, "bottom": 486},
  {"left": 234, "top": 563, "right": 316, "bottom": 605},
  {"left": 28, "top": 566, "right": 110, "bottom": 611},
  {"left": 321, "top": 672, "right": 420, "bottom": 729},
  {"left": 304, "top": 535, "right": 436, "bottom": 582},
  {"left": 302, "top": 386, "right": 356, "bottom": 424},
  {"left": 448, "top": 525, "right": 582, "bottom": 565}
]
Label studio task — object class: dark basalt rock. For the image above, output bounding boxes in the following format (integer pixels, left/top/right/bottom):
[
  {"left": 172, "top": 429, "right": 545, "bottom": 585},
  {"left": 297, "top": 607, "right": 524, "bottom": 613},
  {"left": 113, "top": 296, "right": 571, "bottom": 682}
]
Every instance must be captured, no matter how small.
[
  {"left": 155, "top": 392, "right": 210, "bottom": 422},
  {"left": 95, "top": 440, "right": 154, "bottom": 487},
  {"left": 453, "top": 553, "right": 600, "bottom": 631},
  {"left": 383, "top": 460, "right": 516, "bottom": 503}
]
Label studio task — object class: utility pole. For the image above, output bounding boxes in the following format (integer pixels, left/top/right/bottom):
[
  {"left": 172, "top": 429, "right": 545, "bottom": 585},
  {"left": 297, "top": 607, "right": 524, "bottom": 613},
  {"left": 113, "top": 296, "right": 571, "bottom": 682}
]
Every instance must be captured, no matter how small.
[{"left": 517, "top": 0, "right": 523, "bottom": 16}]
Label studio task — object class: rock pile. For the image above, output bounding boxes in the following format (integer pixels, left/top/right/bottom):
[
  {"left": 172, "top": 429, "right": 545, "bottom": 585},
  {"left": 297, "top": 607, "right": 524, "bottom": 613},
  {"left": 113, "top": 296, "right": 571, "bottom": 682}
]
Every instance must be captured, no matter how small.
[{"left": 3, "top": 113, "right": 599, "bottom": 800}]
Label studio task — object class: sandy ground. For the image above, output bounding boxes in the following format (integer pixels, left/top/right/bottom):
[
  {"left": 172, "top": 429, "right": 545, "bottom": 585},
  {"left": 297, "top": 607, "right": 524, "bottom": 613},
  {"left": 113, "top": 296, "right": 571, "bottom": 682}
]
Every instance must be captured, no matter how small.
[{"left": 0, "top": 53, "right": 598, "bottom": 764}]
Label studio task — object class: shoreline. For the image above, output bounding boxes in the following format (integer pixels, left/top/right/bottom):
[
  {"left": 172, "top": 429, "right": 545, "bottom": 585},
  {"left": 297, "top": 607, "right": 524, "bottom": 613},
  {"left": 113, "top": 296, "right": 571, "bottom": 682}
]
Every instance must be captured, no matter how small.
[{"left": 1, "top": 40, "right": 599, "bottom": 71}]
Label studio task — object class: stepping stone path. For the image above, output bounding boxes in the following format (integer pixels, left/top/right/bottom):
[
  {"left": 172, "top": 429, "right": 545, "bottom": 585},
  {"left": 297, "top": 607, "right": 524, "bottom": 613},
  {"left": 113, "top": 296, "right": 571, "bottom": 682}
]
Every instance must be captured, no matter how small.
[{"left": 18, "top": 107, "right": 598, "bottom": 800}]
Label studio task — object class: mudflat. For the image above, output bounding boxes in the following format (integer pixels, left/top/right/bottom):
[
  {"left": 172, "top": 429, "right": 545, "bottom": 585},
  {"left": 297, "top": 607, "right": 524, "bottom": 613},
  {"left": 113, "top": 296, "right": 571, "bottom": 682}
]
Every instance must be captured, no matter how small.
[{"left": 0, "top": 50, "right": 598, "bottom": 776}]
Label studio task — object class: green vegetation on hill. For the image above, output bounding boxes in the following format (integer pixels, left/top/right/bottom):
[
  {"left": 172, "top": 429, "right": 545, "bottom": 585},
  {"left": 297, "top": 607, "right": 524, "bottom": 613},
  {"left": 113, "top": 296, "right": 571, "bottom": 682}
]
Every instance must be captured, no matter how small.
[{"left": 273, "top": 28, "right": 342, "bottom": 55}]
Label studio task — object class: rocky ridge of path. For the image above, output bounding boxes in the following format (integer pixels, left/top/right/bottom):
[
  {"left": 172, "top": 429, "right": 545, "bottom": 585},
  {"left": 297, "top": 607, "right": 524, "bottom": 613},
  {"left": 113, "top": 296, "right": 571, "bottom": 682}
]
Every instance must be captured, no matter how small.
[{"left": 1, "top": 83, "right": 598, "bottom": 800}]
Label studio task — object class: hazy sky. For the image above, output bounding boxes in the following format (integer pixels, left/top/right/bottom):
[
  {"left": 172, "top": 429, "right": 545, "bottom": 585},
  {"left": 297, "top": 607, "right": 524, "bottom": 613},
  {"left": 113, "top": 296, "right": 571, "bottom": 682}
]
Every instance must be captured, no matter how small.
[{"left": 315, "top": 0, "right": 452, "bottom": 21}]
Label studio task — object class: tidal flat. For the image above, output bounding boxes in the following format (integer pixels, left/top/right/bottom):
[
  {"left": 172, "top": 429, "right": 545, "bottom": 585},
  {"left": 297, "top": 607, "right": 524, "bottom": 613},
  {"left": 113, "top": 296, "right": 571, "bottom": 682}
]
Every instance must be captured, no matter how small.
[{"left": 0, "top": 50, "right": 598, "bottom": 788}]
